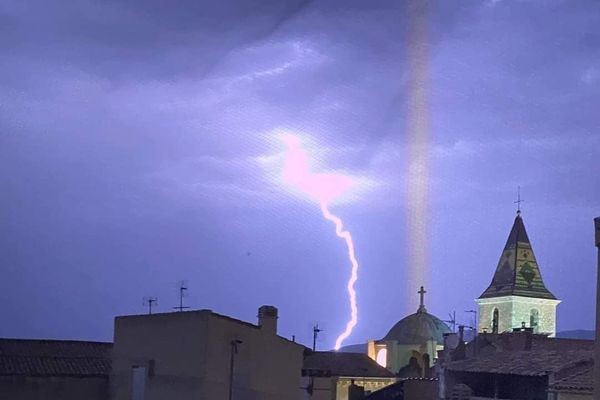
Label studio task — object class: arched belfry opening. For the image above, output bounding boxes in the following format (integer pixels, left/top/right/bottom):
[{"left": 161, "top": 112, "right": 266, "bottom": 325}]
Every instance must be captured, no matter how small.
[
  {"left": 492, "top": 308, "right": 499, "bottom": 334},
  {"left": 530, "top": 309, "right": 539, "bottom": 333}
]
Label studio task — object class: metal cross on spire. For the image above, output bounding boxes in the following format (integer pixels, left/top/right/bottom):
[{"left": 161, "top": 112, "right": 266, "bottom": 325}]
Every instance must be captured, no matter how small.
[
  {"left": 418, "top": 286, "right": 427, "bottom": 312},
  {"left": 515, "top": 186, "right": 524, "bottom": 214}
]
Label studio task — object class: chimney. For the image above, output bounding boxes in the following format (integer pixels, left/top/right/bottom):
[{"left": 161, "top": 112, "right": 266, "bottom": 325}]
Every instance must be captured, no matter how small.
[
  {"left": 452, "top": 326, "right": 467, "bottom": 361},
  {"left": 258, "top": 305, "right": 278, "bottom": 335},
  {"left": 593, "top": 217, "right": 600, "bottom": 399}
]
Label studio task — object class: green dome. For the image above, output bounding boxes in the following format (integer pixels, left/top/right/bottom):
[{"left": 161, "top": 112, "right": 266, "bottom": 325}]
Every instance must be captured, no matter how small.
[{"left": 382, "top": 308, "right": 451, "bottom": 345}]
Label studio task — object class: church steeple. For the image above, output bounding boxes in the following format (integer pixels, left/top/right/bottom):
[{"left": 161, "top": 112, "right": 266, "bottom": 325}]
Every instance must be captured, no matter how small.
[
  {"left": 479, "top": 212, "right": 556, "bottom": 300},
  {"left": 476, "top": 210, "right": 560, "bottom": 336}
]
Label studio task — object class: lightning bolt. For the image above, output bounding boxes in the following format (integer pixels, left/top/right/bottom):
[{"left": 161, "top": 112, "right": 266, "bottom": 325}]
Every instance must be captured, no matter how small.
[
  {"left": 320, "top": 202, "right": 359, "bottom": 350},
  {"left": 279, "top": 134, "right": 359, "bottom": 350}
]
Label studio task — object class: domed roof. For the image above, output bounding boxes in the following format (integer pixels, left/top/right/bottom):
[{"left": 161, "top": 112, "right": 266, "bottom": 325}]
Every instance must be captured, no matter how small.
[{"left": 382, "top": 287, "right": 451, "bottom": 345}]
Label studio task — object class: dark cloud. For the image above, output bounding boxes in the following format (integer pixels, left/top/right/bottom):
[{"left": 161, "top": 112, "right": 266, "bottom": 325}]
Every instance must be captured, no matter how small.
[{"left": 1, "top": 0, "right": 599, "bottom": 346}]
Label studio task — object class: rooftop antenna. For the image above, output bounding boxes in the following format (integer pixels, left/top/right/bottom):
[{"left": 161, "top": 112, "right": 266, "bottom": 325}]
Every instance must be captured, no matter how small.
[
  {"left": 143, "top": 296, "right": 158, "bottom": 315},
  {"left": 312, "top": 324, "right": 322, "bottom": 351},
  {"left": 465, "top": 310, "right": 477, "bottom": 334},
  {"left": 515, "top": 186, "right": 524, "bottom": 215},
  {"left": 173, "top": 280, "right": 190, "bottom": 312},
  {"left": 444, "top": 311, "right": 457, "bottom": 333}
]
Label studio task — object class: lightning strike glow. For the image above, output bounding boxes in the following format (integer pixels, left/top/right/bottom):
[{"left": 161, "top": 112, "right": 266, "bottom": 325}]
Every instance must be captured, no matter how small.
[
  {"left": 280, "top": 134, "right": 359, "bottom": 350},
  {"left": 320, "top": 202, "right": 359, "bottom": 350}
]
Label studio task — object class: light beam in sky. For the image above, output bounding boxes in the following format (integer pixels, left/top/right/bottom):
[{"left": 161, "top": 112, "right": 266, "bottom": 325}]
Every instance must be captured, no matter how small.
[
  {"left": 405, "top": 0, "right": 430, "bottom": 310},
  {"left": 280, "top": 134, "right": 358, "bottom": 350}
]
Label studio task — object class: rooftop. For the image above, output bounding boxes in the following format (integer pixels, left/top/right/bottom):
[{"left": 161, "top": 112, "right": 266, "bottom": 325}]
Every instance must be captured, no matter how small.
[
  {"left": 302, "top": 351, "right": 395, "bottom": 378},
  {"left": 446, "top": 348, "right": 591, "bottom": 377},
  {"left": 115, "top": 308, "right": 305, "bottom": 348},
  {"left": 550, "top": 365, "right": 593, "bottom": 393},
  {"left": 0, "top": 338, "right": 111, "bottom": 377}
]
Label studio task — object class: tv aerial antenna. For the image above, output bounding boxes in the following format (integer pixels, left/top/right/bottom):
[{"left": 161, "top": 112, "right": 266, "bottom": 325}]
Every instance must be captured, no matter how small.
[
  {"left": 142, "top": 296, "right": 158, "bottom": 315},
  {"left": 444, "top": 311, "right": 457, "bottom": 333},
  {"left": 173, "top": 280, "right": 190, "bottom": 312},
  {"left": 465, "top": 309, "right": 478, "bottom": 334},
  {"left": 312, "top": 324, "right": 323, "bottom": 351}
]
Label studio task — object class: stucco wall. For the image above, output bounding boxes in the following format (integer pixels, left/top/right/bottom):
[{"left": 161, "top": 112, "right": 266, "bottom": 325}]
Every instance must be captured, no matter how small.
[
  {"left": 110, "top": 311, "right": 210, "bottom": 400},
  {"left": 477, "top": 297, "right": 514, "bottom": 334},
  {"left": 335, "top": 377, "right": 396, "bottom": 399},
  {"left": 202, "top": 313, "right": 304, "bottom": 400},
  {"left": 0, "top": 375, "right": 108, "bottom": 400},
  {"left": 303, "top": 376, "right": 396, "bottom": 400},
  {"left": 110, "top": 310, "right": 304, "bottom": 400}
]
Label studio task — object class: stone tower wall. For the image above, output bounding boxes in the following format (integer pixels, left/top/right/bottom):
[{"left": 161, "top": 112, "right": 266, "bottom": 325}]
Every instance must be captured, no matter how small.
[{"left": 476, "top": 296, "right": 560, "bottom": 336}]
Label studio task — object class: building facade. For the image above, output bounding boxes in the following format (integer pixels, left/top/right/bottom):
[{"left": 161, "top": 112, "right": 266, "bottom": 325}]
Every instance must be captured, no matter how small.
[
  {"left": 476, "top": 212, "right": 560, "bottom": 336},
  {"left": 110, "top": 305, "right": 305, "bottom": 400},
  {"left": 301, "top": 351, "right": 396, "bottom": 400}
]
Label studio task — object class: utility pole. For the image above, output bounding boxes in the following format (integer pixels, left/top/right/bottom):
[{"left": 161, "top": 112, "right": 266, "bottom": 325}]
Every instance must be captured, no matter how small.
[
  {"left": 593, "top": 217, "right": 600, "bottom": 399},
  {"left": 143, "top": 296, "right": 158, "bottom": 315},
  {"left": 173, "top": 280, "right": 190, "bottom": 312},
  {"left": 228, "top": 339, "right": 242, "bottom": 400},
  {"left": 309, "top": 325, "right": 323, "bottom": 399},
  {"left": 312, "top": 325, "right": 322, "bottom": 351}
]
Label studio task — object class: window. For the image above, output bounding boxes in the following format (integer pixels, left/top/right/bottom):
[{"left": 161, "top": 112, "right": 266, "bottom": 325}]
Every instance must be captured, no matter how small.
[
  {"left": 492, "top": 308, "right": 499, "bottom": 334},
  {"left": 530, "top": 309, "right": 539, "bottom": 333},
  {"left": 376, "top": 348, "right": 387, "bottom": 367}
]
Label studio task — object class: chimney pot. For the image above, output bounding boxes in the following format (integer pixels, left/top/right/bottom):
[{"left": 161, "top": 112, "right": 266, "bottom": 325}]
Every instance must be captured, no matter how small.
[{"left": 258, "top": 305, "right": 278, "bottom": 335}]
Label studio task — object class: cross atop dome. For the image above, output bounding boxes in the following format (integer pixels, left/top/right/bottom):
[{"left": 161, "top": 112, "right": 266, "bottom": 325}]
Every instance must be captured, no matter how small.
[{"left": 418, "top": 286, "right": 427, "bottom": 313}]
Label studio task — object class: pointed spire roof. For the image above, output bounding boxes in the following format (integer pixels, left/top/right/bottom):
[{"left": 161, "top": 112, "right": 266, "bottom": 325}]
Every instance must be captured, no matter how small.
[{"left": 478, "top": 212, "right": 556, "bottom": 300}]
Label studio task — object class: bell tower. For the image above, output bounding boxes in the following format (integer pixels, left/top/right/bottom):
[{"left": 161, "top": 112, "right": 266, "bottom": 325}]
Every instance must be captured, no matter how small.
[{"left": 475, "top": 211, "right": 560, "bottom": 336}]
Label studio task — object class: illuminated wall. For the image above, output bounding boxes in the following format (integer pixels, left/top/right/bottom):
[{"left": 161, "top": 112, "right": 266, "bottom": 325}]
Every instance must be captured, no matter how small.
[{"left": 476, "top": 295, "right": 560, "bottom": 337}]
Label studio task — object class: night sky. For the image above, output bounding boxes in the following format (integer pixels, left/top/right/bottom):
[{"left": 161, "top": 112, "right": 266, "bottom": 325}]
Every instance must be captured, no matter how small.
[{"left": 1, "top": 0, "right": 599, "bottom": 350}]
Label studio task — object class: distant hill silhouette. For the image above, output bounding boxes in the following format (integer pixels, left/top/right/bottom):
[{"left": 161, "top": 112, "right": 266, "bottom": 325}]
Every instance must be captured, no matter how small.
[
  {"left": 556, "top": 330, "right": 594, "bottom": 340},
  {"left": 337, "top": 343, "right": 367, "bottom": 353}
]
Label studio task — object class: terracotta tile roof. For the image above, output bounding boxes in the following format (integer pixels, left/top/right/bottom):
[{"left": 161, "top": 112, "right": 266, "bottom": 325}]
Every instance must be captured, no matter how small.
[
  {"left": 550, "top": 365, "right": 593, "bottom": 393},
  {"left": 531, "top": 337, "right": 593, "bottom": 351},
  {"left": 0, "top": 339, "right": 111, "bottom": 377},
  {"left": 445, "top": 349, "right": 591, "bottom": 377},
  {"left": 302, "top": 351, "right": 395, "bottom": 378},
  {"left": 465, "top": 333, "right": 593, "bottom": 357}
]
